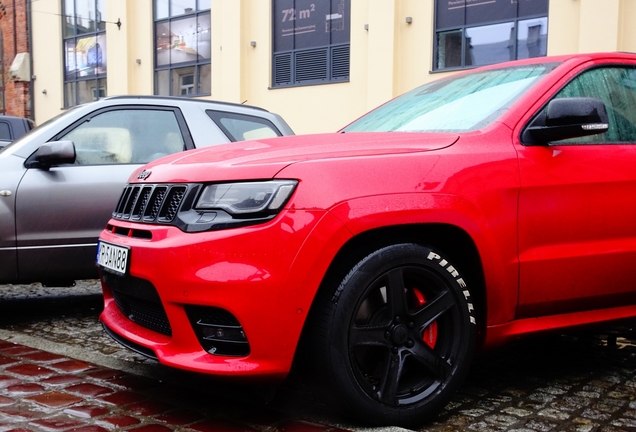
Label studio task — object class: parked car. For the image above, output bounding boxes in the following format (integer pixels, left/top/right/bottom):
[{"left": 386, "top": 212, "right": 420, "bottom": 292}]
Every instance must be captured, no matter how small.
[
  {"left": 0, "top": 95, "right": 293, "bottom": 286},
  {"left": 0, "top": 115, "right": 35, "bottom": 148},
  {"left": 97, "top": 52, "right": 636, "bottom": 427}
]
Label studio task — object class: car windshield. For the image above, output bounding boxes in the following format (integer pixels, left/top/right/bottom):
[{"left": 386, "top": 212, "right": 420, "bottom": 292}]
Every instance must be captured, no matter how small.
[{"left": 342, "top": 63, "right": 559, "bottom": 133}]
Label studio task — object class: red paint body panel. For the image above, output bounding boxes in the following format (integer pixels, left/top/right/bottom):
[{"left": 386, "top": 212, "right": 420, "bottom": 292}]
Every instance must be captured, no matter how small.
[{"left": 100, "top": 52, "right": 636, "bottom": 378}]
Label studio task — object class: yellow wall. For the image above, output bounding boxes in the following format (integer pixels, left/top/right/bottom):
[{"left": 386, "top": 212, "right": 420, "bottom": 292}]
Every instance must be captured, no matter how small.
[
  {"left": 32, "top": 0, "right": 64, "bottom": 122},
  {"left": 30, "top": 0, "right": 636, "bottom": 134}
]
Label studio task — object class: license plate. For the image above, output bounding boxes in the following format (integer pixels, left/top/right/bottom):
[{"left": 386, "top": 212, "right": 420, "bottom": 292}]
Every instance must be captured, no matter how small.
[{"left": 96, "top": 241, "right": 130, "bottom": 275}]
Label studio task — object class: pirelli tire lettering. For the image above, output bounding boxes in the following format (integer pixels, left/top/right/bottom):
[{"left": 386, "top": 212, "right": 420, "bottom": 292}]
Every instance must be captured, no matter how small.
[{"left": 426, "top": 250, "right": 477, "bottom": 325}]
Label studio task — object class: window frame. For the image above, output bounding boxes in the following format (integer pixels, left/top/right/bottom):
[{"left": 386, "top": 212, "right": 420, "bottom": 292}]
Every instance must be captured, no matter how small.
[
  {"left": 153, "top": 0, "right": 212, "bottom": 97},
  {"left": 62, "top": 0, "right": 107, "bottom": 108},
  {"left": 433, "top": 0, "right": 548, "bottom": 72},
  {"left": 271, "top": 0, "right": 351, "bottom": 88}
]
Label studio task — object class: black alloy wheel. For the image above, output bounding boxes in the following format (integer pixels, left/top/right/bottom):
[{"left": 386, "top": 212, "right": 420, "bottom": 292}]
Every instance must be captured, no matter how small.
[{"left": 308, "top": 243, "right": 476, "bottom": 427}]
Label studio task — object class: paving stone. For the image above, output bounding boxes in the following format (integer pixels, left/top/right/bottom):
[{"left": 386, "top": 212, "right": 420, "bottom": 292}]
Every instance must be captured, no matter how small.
[
  {"left": 95, "top": 414, "right": 141, "bottom": 428},
  {"left": 26, "top": 391, "right": 84, "bottom": 408},
  {"left": 6, "top": 383, "right": 44, "bottom": 394},
  {"left": 5, "top": 364, "right": 56, "bottom": 377},
  {"left": 41, "top": 374, "right": 84, "bottom": 386},
  {"left": 30, "top": 415, "right": 84, "bottom": 430},
  {"left": 64, "top": 405, "right": 111, "bottom": 419},
  {"left": 65, "top": 383, "right": 113, "bottom": 397},
  {"left": 51, "top": 359, "right": 95, "bottom": 374},
  {"left": 125, "top": 400, "right": 173, "bottom": 416},
  {"left": 97, "top": 390, "right": 148, "bottom": 407}
]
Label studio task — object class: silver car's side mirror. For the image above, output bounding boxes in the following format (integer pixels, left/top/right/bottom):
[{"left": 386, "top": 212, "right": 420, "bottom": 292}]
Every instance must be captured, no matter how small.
[{"left": 25, "top": 140, "right": 77, "bottom": 170}]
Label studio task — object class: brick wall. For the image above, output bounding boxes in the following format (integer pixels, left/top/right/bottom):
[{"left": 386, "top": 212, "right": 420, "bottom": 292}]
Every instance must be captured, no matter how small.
[{"left": 0, "top": 0, "right": 31, "bottom": 119}]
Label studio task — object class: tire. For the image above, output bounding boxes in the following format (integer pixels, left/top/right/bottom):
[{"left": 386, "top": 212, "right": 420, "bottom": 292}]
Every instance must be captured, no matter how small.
[{"left": 308, "top": 243, "right": 477, "bottom": 427}]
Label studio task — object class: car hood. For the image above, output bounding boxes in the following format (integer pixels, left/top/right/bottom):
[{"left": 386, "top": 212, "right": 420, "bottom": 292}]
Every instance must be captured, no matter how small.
[{"left": 133, "top": 132, "right": 459, "bottom": 183}]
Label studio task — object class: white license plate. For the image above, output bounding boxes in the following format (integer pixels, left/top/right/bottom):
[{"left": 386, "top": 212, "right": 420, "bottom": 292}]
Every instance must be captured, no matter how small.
[{"left": 96, "top": 241, "right": 130, "bottom": 275}]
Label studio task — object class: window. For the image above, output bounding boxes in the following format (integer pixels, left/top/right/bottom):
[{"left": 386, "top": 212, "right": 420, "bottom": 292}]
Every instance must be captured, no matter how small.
[
  {"left": 272, "top": 0, "right": 350, "bottom": 87},
  {"left": 61, "top": 108, "right": 186, "bottom": 165},
  {"left": 206, "top": 110, "right": 284, "bottom": 141},
  {"left": 63, "top": 0, "right": 107, "bottom": 107},
  {"left": 545, "top": 67, "right": 636, "bottom": 144},
  {"left": 434, "top": 0, "right": 548, "bottom": 71},
  {"left": 154, "top": 0, "right": 211, "bottom": 96}
]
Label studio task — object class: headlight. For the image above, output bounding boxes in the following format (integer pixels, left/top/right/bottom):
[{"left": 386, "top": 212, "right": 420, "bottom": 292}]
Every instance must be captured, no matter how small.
[{"left": 196, "top": 180, "right": 298, "bottom": 215}]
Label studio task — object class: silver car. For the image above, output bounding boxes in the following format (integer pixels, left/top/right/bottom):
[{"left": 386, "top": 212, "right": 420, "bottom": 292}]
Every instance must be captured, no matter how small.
[{"left": 0, "top": 96, "right": 294, "bottom": 286}]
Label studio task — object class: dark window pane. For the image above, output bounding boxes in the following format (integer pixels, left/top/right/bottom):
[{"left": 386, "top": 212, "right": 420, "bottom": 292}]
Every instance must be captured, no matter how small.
[
  {"left": 517, "top": 17, "right": 547, "bottom": 60},
  {"left": 76, "top": 35, "right": 98, "bottom": 78},
  {"left": 436, "top": 30, "right": 464, "bottom": 69},
  {"left": 78, "top": 80, "right": 95, "bottom": 105},
  {"left": 329, "top": 0, "right": 350, "bottom": 45},
  {"left": 172, "top": 66, "right": 195, "bottom": 95},
  {"left": 97, "top": 0, "right": 106, "bottom": 31},
  {"left": 156, "top": 70, "right": 170, "bottom": 95},
  {"left": 168, "top": 16, "right": 199, "bottom": 64},
  {"left": 293, "top": 0, "right": 329, "bottom": 50},
  {"left": 64, "top": 82, "right": 76, "bottom": 107},
  {"left": 171, "top": 0, "right": 196, "bottom": 17},
  {"left": 466, "top": 22, "right": 515, "bottom": 67},
  {"left": 95, "top": 34, "right": 107, "bottom": 73},
  {"left": 76, "top": 0, "right": 97, "bottom": 34},
  {"left": 199, "top": 64, "right": 211, "bottom": 94},
  {"left": 156, "top": 22, "right": 171, "bottom": 66},
  {"left": 273, "top": 0, "right": 294, "bottom": 52},
  {"left": 156, "top": 0, "right": 169, "bottom": 19},
  {"left": 96, "top": 77, "right": 107, "bottom": 99},
  {"left": 435, "top": 0, "right": 464, "bottom": 29},
  {"left": 197, "top": 13, "right": 211, "bottom": 60},
  {"left": 465, "top": 0, "right": 516, "bottom": 25},
  {"left": 63, "top": 0, "right": 76, "bottom": 37},
  {"left": 65, "top": 40, "right": 79, "bottom": 80},
  {"left": 518, "top": 0, "right": 549, "bottom": 17}
]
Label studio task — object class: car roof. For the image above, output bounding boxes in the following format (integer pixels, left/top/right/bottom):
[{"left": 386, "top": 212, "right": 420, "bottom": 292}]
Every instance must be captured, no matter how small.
[{"left": 99, "top": 95, "right": 269, "bottom": 112}]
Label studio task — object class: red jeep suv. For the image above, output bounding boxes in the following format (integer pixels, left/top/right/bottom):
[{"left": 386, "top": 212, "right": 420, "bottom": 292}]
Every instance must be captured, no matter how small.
[{"left": 98, "top": 53, "right": 636, "bottom": 427}]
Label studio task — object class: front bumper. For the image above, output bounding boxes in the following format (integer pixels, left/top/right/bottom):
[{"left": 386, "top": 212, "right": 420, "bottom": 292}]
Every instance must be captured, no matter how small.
[{"left": 98, "top": 208, "right": 349, "bottom": 379}]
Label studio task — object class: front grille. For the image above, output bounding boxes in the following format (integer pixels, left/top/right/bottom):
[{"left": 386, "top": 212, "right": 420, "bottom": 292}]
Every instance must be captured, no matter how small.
[
  {"left": 113, "top": 184, "right": 189, "bottom": 224},
  {"left": 185, "top": 306, "right": 250, "bottom": 357},
  {"left": 102, "top": 272, "right": 172, "bottom": 336}
]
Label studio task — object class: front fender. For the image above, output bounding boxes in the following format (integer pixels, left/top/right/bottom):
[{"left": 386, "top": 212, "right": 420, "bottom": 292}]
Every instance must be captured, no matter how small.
[{"left": 326, "top": 193, "right": 519, "bottom": 326}]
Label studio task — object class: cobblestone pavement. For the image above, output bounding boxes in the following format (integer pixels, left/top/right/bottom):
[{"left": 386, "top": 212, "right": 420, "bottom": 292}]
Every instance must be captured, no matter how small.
[{"left": 1, "top": 281, "right": 636, "bottom": 431}]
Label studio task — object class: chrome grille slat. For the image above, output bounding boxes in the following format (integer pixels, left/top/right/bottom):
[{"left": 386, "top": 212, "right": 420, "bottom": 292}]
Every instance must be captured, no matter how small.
[{"left": 112, "top": 184, "right": 188, "bottom": 224}]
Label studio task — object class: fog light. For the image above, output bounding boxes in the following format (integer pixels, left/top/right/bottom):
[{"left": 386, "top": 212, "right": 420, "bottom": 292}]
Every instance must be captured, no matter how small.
[{"left": 185, "top": 306, "right": 250, "bottom": 357}]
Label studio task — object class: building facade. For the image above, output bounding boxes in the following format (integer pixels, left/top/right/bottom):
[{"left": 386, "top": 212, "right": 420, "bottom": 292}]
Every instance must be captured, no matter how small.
[{"left": 4, "top": 0, "right": 636, "bottom": 133}]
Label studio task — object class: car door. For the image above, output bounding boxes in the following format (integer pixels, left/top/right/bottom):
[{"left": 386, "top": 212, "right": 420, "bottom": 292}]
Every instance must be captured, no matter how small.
[
  {"left": 516, "top": 64, "right": 636, "bottom": 318},
  {"left": 15, "top": 106, "right": 188, "bottom": 284}
]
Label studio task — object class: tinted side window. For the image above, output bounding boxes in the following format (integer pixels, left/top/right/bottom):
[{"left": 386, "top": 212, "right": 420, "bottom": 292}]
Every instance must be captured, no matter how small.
[
  {"left": 206, "top": 110, "right": 281, "bottom": 142},
  {"left": 0, "top": 122, "right": 11, "bottom": 140},
  {"left": 551, "top": 67, "right": 636, "bottom": 144},
  {"left": 61, "top": 109, "right": 186, "bottom": 165}
]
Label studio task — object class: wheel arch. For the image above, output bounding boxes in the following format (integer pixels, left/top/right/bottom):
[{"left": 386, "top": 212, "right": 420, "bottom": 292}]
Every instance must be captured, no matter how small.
[{"left": 294, "top": 223, "right": 488, "bottom": 369}]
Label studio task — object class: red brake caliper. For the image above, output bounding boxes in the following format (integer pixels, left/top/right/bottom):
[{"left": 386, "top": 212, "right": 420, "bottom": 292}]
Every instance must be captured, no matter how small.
[{"left": 412, "top": 288, "right": 438, "bottom": 348}]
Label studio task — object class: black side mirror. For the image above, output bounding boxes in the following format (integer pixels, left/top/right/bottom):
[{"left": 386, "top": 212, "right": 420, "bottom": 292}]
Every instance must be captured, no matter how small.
[
  {"left": 25, "top": 140, "right": 76, "bottom": 169},
  {"left": 524, "top": 97, "right": 609, "bottom": 144}
]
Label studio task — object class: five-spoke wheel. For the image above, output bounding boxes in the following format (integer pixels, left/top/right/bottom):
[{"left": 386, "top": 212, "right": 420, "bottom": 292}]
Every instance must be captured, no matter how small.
[{"left": 308, "top": 243, "right": 476, "bottom": 427}]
